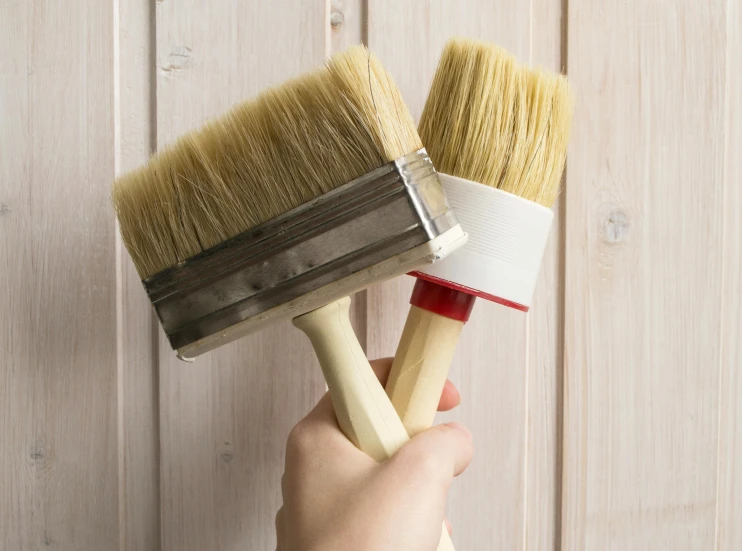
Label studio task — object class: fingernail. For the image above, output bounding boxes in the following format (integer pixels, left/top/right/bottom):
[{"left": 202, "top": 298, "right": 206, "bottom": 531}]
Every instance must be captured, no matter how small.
[{"left": 445, "top": 422, "right": 472, "bottom": 443}]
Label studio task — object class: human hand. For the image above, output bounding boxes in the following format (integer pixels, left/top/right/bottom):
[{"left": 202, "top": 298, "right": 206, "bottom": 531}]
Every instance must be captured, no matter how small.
[{"left": 276, "top": 358, "right": 473, "bottom": 551}]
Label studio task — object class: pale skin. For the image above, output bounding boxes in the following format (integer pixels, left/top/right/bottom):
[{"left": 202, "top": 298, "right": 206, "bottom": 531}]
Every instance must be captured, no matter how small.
[{"left": 276, "top": 358, "right": 473, "bottom": 551}]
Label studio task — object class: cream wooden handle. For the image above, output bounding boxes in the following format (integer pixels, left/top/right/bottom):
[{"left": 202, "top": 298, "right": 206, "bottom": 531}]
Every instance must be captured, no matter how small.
[
  {"left": 293, "top": 297, "right": 409, "bottom": 461},
  {"left": 386, "top": 305, "right": 465, "bottom": 436},
  {"left": 293, "top": 298, "right": 455, "bottom": 551}
]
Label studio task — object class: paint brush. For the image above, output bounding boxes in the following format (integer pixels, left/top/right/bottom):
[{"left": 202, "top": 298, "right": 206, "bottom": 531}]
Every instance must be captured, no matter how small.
[
  {"left": 113, "top": 45, "right": 465, "bottom": 550},
  {"left": 385, "top": 38, "right": 573, "bottom": 436}
]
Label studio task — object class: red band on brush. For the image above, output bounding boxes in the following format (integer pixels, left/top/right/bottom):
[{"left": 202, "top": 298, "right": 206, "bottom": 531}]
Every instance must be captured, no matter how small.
[
  {"left": 410, "top": 271, "right": 530, "bottom": 313},
  {"left": 409, "top": 277, "right": 477, "bottom": 322}
]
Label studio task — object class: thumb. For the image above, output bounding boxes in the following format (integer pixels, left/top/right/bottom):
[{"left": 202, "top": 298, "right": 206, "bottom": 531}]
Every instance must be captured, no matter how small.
[{"left": 385, "top": 423, "right": 474, "bottom": 490}]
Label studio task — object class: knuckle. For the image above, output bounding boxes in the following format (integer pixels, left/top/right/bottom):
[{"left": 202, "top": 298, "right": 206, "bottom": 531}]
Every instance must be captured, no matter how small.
[
  {"left": 286, "top": 422, "right": 315, "bottom": 459},
  {"left": 397, "top": 442, "right": 443, "bottom": 479},
  {"left": 417, "top": 451, "right": 445, "bottom": 479}
]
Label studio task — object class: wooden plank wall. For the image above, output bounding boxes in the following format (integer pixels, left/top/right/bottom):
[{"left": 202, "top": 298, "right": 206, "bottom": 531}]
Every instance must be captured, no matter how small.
[
  {"left": 0, "top": 1, "right": 740, "bottom": 550},
  {"left": 562, "top": 2, "right": 736, "bottom": 550},
  {"left": 717, "top": 2, "right": 742, "bottom": 548},
  {"left": 1, "top": 1, "right": 119, "bottom": 549},
  {"left": 117, "top": 1, "right": 161, "bottom": 549}
]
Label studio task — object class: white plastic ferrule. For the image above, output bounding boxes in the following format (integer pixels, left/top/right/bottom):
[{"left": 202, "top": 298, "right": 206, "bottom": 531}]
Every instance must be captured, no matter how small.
[{"left": 416, "top": 173, "right": 554, "bottom": 310}]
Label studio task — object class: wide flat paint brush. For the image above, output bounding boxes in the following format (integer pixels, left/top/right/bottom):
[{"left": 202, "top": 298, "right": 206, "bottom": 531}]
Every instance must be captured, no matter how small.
[
  {"left": 385, "top": 38, "right": 573, "bottom": 436},
  {"left": 113, "top": 46, "right": 464, "bottom": 550}
]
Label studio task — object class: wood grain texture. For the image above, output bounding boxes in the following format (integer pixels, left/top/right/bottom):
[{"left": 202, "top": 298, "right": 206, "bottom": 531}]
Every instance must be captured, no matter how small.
[
  {"left": 716, "top": 1, "right": 742, "bottom": 549},
  {"left": 562, "top": 1, "right": 728, "bottom": 549},
  {"left": 0, "top": 1, "right": 119, "bottom": 549},
  {"left": 154, "top": 2, "right": 328, "bottom": 549},
  {"left": 330, "top": 0, "right": 366, "bottom": 51},
  {"left": 366, "top": 1, "right": 562, "bottom": 549},
  {"left": 116, "top": 0, "right": 160, "bottom": 549},
  {"left": 2, "top": 2, "right": 742, "bottom": 550},
  {"left": 527, "top": 1, "right": 567, "bottom": 548}
]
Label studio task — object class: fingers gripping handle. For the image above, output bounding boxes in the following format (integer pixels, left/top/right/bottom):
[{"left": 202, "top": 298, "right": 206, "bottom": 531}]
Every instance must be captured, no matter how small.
[
  {"left": 293, "top": 297, "right": 455, "bottom": 551},
  {"left": 386, "top": 305, "right": 465, "bottom": 436}
]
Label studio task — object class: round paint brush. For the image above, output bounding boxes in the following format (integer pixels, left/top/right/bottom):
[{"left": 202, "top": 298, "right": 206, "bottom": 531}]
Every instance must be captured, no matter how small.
[{"left": 385, "top": 38, "right": 574, "bottom": 436}]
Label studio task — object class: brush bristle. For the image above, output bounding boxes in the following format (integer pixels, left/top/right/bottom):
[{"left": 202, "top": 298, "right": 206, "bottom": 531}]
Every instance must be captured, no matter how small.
[
  {"left": 113, "top": 46, "right": 422, "bottom": 279},
  {"left": 418, "top": 38, "right": 573, "bottom": 208}
]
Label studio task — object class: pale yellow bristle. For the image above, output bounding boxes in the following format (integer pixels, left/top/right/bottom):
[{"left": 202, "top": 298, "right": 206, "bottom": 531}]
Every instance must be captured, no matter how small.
[
  {"left": 113, "top": 46, "right": 422, "bottom": 279},
  {"left": 418, "top": 38, "right": 574, "bottom": 208}
]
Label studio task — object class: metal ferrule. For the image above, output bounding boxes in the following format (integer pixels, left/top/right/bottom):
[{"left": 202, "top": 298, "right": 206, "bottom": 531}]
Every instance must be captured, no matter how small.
[{"left": 143, "top": 148, "right": 460, "bottom": 355}]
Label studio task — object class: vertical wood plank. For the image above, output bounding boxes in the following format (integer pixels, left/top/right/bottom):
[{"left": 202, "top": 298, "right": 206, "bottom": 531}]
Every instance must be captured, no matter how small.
[
  {"left": 116, "top": 0, "right": 161, "bottom": 549},
  {"left": 330, "top": 0, "right": 366, "bottom": 51},
  {"left": 716, "top": 1, "right": 742, "bottom": 548},
  {"left": 154, "top": 2, "right": 328, "bottom": 549},
  {"left": 562, "top": 2, "right": 727, "bottom": 549},
  {"left": 527, "top": 2, "right": 567, "bottom": 549},
  {"left": 0, "top": 1, "right": 119, "bottom": 549},
  {"left": 366, "top": 2, "right": 563, "bottom": 549}
]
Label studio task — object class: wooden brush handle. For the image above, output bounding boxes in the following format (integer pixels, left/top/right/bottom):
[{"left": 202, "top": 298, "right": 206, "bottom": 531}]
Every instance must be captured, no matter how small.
[
  {"left": 386, "top": 305, "right": 465, "bottom": 436},
  {"left": 293, "top": 297, "right": 455, "bottom": 551},
  {"left": 293, "top": 297, "right": 409, "bottom": 460}
]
